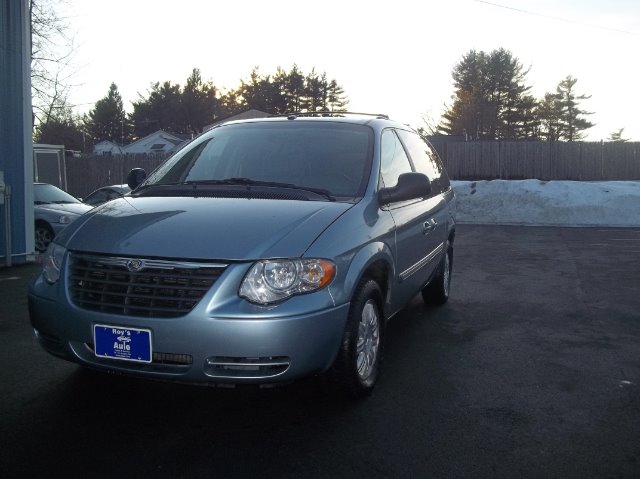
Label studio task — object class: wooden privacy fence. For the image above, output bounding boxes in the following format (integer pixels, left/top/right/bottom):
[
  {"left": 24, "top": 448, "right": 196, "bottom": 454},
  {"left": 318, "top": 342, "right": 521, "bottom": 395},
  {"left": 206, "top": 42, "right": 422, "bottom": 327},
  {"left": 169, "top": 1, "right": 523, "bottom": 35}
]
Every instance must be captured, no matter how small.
[
  {"left": 430, "top": 140, "right": 640, "bottom": 181},
  {"left": 65, "top": 141, "right": 640, "bottom": 197},
  {"left": 66, "top": 154, "right": 167, "bottom": 198}
]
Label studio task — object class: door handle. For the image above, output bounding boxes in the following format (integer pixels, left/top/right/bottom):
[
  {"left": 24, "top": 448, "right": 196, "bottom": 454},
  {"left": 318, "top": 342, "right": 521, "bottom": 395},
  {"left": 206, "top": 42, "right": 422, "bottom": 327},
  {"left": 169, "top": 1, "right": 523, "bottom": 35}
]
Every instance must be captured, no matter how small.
[{"left": 423, "top": 218, "right": 437, "bottom": 234}]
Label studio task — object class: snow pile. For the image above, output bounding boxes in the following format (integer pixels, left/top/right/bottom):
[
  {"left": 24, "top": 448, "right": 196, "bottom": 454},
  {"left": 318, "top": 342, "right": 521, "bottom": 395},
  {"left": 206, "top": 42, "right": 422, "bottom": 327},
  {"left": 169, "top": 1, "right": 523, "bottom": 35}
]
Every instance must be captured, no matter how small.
[{"left": 452, "top": 180, "right": 640, "bottom": 227}]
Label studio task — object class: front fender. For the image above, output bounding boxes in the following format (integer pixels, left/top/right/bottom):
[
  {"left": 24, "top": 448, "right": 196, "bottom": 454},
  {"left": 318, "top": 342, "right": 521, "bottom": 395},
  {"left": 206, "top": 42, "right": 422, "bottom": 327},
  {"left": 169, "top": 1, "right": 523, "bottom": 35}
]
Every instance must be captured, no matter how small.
[{"left": 334, "top": 241, "right": 395, "bottom": 309}]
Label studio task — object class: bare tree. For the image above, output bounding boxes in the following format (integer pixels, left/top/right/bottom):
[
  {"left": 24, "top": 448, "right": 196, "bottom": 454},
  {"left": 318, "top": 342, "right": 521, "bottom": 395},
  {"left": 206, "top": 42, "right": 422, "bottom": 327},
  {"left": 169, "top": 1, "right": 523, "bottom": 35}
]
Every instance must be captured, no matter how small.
[
  {"left": 608, "top": 128, "right": 629, "bottom": 142},
  {"left": 30, "top": 0, "right": 77, "bottom": 131},
  {"left": 417, "top": 112, "right": 440, "bottom": 139}
]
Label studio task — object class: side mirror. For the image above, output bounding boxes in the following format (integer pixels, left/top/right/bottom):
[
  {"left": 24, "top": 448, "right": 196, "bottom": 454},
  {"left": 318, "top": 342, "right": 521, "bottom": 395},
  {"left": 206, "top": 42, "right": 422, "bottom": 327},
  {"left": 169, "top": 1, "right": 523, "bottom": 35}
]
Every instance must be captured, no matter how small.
[
  {"left": 127, "top": 168, "right": 147, "bottom": 190},
  {"left": 378, "top": 172, "right": 431, "bottom": 205}
]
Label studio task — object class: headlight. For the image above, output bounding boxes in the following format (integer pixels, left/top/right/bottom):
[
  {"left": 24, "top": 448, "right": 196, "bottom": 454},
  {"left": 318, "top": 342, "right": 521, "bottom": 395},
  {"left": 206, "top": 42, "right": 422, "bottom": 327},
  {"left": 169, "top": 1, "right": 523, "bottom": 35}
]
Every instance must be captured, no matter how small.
[
  {"left": 239, "top": 258, "right": 336, "bottom": 305},
  {"left": 43, "top": 243, "right": 67, "bottom": 284},
  {"left": 58, "top": 215, "right": 71, "bottom": 225}
]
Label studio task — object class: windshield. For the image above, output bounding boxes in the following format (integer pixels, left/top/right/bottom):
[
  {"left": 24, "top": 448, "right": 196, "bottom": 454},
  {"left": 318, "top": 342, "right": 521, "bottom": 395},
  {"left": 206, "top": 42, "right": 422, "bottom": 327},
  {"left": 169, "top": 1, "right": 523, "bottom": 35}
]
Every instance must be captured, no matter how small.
[
  {"left": 34, "top": 184, "right": 80, "bottom": 204},
  {"left": 143, "top": 121, "right": 374, "bottom": 199}
]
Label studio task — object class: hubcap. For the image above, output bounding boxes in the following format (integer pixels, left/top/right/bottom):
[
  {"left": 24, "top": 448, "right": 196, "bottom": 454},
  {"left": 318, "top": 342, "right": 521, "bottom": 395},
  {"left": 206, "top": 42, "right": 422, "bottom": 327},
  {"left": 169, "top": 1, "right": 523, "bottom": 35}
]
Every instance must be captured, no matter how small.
[
  {"left": 35, "top": 228, "right": 53, "bottom": 252},
  {"left": 356, "top": 299, "right": 380, "bottom": 381}
]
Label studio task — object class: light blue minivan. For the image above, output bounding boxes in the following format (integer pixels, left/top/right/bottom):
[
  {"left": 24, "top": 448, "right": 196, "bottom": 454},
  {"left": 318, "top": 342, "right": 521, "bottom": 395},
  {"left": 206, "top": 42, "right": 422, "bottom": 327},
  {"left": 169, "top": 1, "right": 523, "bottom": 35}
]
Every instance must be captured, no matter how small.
[{"left": 29, "top": 113, "right": 456, "bottom": 397}]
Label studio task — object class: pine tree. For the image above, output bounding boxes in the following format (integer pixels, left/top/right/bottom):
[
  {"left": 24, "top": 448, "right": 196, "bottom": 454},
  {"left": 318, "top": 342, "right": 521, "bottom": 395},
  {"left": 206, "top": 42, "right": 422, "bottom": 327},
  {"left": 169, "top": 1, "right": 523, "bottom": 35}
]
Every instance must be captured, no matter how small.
[
  {"left": 237, "top": 67, "right": 281, "bottom": 113},
  {"left": 304, "top": 69, "right": 325, "bottom": 112},
  {"left": 536, "top": 92, "right": 562, "bottom": 141},
  {"left": 270, "top": 67, "right": 291, "bottom": 114},
  {"left": 285, "top": 64, "right": 305, "bottom": 112},
  {"left": 537, "top": 76, "right": 594, "bottom": 141},
  {"left": 440, "top": 49, "right": 537, "bottom": 140},
  {"left": 326, "top": 79, "right": 348, "bottom": 112},
  {"left": 554, "top": 76, "right": 594, "bottom": 141},
  {"left": 216, "top": 89, "right": 243, "bottom": 118},
  {"left": 182, "top": 68, "right": 217, "bottom": 134},
  {"left": 441, "top": 50, "right": 489, "bottom": 138},
  {"left": 220, "top": 65, "right": 348, "bottom": 115},
  {"left": 84, "top": 83, "right": 130, "bottom": 143},
  {"left": 130, "top": 81, "right": 182, "bottom": 137}
]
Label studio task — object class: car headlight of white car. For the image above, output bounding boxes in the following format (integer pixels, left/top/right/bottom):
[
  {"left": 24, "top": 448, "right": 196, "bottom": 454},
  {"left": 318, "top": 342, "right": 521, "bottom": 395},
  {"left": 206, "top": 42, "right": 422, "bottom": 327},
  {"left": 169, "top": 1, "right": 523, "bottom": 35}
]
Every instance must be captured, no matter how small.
[
  {"left": 240, "top": 258, "right": 336, "bottom": 304},
  {"left": 43, "top": 243, "right": 67, "bottom": 284}
]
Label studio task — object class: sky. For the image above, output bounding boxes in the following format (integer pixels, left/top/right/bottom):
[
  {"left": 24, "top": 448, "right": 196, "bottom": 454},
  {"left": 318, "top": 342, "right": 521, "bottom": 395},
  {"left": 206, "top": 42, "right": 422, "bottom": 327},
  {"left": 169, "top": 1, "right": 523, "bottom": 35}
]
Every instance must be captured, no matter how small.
[{"left": 61, "top": 0, "right": 640, "bottom": 141}]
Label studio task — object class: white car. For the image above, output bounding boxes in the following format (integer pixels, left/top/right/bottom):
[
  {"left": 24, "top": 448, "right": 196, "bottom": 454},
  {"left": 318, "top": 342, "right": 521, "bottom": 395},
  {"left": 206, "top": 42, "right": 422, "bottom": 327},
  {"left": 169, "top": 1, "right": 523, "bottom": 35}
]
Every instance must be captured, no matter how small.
[{"left": 34, "top": 183, "right": 92, "bottom": 252}]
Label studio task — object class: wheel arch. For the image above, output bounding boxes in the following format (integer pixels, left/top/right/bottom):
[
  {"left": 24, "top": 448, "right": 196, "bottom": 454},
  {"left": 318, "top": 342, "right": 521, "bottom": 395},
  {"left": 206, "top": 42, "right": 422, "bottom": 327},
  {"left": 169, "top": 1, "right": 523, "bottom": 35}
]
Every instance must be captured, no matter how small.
[
  {"left": 35, "top": 218, "right": 53, "bottom": 230},
  {"left": 339, "top": 241, "right": 394, "bottom": 318},
  {"left": 448, "top": 227, "right": 456, "bottom": 245}
]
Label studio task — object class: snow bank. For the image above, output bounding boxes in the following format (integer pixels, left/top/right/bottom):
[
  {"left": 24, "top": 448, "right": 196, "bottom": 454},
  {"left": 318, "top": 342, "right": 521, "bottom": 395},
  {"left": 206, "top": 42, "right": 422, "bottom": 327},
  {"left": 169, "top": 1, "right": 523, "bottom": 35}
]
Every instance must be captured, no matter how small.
[{"left": 452, "top": 180, "right": 640, "bottom": 227}]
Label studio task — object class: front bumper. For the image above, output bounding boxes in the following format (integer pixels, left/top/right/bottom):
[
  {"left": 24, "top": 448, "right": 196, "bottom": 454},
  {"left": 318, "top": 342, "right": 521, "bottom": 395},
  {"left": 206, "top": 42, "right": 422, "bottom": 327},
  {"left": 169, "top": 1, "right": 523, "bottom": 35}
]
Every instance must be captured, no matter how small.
[{"left": 28, "top": 272, "right": 350, "bottom": 385}]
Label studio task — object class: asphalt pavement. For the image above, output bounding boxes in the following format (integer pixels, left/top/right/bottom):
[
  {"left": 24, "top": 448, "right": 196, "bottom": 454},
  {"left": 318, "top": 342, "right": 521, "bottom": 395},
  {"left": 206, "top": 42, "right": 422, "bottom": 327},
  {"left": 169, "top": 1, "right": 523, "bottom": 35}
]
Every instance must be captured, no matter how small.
[{"left": 1, "top": 225, "right": 639, "bottom": 478}]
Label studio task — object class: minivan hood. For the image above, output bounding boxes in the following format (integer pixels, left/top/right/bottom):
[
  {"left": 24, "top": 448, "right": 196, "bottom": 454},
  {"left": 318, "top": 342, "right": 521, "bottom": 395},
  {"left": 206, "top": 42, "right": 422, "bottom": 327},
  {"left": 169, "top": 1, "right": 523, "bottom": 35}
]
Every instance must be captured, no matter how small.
[{"left": 59, "top": 196, "right": 353, "bottom": 260}]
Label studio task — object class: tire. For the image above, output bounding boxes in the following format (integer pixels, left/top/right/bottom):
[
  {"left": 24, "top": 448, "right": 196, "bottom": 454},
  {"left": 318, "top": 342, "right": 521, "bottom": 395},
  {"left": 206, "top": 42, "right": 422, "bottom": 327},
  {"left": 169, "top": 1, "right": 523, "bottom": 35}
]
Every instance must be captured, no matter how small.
[
  {"left": 35, "top": 223, "right": 55, "bottom": 253},
  {"left": 422, "top": 239, "right": 453, "bottom": 305},
  {"left": 328, "top": 279, "right": 383, "bottom": 398}
]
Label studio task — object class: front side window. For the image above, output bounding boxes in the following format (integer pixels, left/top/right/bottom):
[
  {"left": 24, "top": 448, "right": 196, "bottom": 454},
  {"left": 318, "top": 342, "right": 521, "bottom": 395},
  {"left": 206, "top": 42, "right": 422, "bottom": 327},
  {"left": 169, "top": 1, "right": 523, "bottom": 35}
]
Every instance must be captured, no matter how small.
[
  {"left": 379, "top": 129, "right": 413, "bottom": 188},
  {"left": 396, "top": 129, "right": 450, "bottom": 195}
]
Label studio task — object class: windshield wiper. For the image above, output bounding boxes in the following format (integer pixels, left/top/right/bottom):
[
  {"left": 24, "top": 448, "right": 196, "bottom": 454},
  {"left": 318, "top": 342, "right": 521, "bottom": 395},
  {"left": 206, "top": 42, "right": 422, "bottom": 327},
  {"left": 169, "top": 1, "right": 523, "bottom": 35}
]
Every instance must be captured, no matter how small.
[
  {"left": 185, "top": 178, "right": 336, "bottom": 201},
  {"left": 285, "top": 185, "right": 335, "bottom": 201},
  {"left": 185, "top": 178, "right": 286, "bottom": 187}
]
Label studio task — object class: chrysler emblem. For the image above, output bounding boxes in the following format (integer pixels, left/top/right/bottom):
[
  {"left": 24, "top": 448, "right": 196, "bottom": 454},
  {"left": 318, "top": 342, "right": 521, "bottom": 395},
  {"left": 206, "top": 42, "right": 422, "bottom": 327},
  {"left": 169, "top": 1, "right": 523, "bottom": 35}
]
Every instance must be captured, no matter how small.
[{"left": 126, "top": 259, "right": 145, "bottom": 272}]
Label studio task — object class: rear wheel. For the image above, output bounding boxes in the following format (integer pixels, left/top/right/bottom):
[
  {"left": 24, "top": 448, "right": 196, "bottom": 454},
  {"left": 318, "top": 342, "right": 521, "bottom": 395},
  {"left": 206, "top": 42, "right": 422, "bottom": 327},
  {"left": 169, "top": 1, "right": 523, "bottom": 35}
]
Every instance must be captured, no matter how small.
[
  {"left": 35, "top": 222, "right": 54, "bottom": 253},
  {"left": 422, "top": 239, "right": 453, "bottom": 305},
  {"left": 329, "top": 279, "right": 383, "bottom": 398}
]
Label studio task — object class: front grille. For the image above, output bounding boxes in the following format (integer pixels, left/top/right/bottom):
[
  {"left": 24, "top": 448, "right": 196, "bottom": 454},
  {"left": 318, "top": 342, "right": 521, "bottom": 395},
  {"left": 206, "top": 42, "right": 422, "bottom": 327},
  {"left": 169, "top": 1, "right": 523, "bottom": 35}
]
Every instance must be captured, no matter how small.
[
  {"left": 85, "top": 343, "right": 193, "bottom": 365},
  {"left": 153, "top": 351, "right": 193, "bottom": 365},
  {"left": 69, "top": 254, "right": 227, "bottom": 318}
]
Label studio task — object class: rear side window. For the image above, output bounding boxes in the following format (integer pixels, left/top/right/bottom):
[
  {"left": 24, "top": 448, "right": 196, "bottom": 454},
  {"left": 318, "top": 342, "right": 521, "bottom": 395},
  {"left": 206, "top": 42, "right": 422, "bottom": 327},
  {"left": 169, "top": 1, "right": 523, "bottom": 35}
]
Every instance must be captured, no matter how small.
[
  {"left": 380, "top": 129, "right": 413, "bottom": 188},
  {"left": 396, "top": 129, "right": 450, "bottom": 195}
]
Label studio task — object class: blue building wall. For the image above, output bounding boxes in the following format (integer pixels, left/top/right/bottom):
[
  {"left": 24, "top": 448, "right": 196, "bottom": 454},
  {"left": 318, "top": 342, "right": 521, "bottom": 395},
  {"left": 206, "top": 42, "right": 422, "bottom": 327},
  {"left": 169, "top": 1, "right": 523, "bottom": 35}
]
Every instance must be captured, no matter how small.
[{"left": 0, "top": 0, "right": 34, "bottom": 266}]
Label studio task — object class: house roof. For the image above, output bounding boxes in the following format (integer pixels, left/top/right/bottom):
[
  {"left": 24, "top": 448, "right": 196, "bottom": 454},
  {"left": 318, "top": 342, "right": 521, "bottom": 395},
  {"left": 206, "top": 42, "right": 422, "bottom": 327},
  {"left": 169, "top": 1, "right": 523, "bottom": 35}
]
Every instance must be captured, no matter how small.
[
  {"left": 161, "top": 134, "right": 187, "bottom": 146},
  {"left": 125, "top": 130, "right": 185, "bottom": 149},
  {"left": 94, "top": 140, "right": 121, "bottom": 147}
]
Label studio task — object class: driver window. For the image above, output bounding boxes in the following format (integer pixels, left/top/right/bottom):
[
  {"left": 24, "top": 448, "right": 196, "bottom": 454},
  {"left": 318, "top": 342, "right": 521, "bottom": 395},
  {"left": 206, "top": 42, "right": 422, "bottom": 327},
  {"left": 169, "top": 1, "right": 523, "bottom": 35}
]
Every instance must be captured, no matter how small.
[{"left": 380, "top": 129, "right": 413, "bottom": 188}]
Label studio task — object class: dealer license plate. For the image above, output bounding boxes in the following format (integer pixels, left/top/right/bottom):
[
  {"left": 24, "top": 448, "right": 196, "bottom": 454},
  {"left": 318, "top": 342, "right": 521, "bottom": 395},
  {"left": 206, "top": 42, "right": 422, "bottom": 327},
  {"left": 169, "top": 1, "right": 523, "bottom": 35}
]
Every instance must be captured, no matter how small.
[{"left": 94, "top": 324, "right": 152, "bottom": 363}]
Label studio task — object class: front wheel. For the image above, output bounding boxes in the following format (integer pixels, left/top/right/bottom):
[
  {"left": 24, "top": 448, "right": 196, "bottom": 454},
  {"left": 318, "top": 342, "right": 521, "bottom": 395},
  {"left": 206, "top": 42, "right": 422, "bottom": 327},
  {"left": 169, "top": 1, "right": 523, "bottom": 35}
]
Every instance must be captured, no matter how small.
[
  {"left": 328, "top": 279, "right": 383, "bottom": 398},
  {"left": 422, "top": 240, "right": 453, "bottom": 305},
  {"left": 35, "top": 223, "right": 54, "bottom": 253}
]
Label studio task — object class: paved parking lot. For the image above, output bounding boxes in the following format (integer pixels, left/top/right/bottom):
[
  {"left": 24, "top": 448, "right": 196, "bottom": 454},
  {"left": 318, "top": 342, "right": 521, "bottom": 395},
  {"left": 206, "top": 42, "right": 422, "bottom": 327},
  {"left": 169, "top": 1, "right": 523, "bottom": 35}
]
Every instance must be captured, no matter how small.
[{"left": 1, "top": 225, "right": 639, "bottom": 478}]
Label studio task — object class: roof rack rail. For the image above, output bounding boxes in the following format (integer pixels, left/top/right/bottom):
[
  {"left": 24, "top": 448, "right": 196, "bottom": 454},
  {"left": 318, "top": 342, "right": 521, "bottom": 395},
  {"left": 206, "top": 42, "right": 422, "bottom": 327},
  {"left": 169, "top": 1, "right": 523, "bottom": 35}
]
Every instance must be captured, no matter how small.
[{"left": 271, "top": 111, "right": 390, "bottom": 120}]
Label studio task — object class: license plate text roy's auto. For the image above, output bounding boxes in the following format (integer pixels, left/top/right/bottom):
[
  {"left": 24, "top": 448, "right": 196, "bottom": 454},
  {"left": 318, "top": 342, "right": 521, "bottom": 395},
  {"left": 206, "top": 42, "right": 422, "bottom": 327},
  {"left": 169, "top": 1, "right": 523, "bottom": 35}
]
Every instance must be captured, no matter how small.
[{"left": 93, "top": 325, "right": 152, "bottom": 363}]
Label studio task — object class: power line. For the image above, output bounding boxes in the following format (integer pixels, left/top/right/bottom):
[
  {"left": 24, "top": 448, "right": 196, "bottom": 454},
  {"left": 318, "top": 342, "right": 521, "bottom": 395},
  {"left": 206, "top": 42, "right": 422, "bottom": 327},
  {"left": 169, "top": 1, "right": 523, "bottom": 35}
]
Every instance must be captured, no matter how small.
[{"left": 472, "top": 0, "right": 640, "bottom": 36}]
